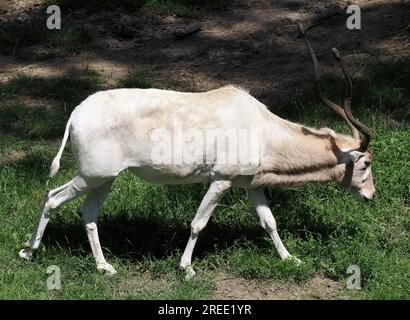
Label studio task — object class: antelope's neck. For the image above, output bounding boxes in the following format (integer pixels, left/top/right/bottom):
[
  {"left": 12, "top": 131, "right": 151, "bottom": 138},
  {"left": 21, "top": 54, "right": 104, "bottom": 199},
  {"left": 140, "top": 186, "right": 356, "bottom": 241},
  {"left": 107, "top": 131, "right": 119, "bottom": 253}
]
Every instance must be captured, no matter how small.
[{"left": 252, "top": 124, "right": 345, "bottom": 187}]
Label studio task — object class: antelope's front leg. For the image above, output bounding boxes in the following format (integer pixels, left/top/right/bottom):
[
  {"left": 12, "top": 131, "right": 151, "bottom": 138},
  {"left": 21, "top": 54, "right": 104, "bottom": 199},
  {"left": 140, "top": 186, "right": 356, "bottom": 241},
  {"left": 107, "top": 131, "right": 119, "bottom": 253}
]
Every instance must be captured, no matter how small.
[
  {"left": 180, "top": 180, "right": 232, "bottom": 279},
  {"left": 248, "top": 188, "right": 301, "bottom": 264}
]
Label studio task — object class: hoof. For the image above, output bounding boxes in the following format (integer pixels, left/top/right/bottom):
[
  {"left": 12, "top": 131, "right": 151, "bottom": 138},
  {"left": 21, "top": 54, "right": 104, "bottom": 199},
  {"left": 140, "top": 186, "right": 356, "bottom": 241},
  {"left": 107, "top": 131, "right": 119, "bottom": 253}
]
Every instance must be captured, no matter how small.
[
  {"left": 184, "top": 266, "right": 196, "bottom": 281},
  {"left": 19, "top": 248, "right": 33, "bottom": 260},
  {"left": 97, "top": 263, "right": 117, "bottom": 276},
  {"left": 287, "top": 255, "right": 302, "bottom": 266}
]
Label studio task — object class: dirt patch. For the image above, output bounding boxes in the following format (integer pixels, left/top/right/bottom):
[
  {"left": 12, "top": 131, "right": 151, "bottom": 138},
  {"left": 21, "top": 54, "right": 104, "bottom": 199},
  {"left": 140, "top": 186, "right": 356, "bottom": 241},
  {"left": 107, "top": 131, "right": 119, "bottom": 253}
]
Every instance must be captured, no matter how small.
[
  {"left": 1, "top": 95, "right": 57, "bottom": 108},
  {"left": 211, "top": 272, "right": 348, "bottom": 300},
  {"left": 114, "top": 270, "right": 348, "bottom": 299},
  {"left": 1, "top": 0, "right": 409, "bottom": 101},
  {"left": 0, "top": 149, "right": 26, "bottom": 165},
  {"left": 115, "top": 271, "right": 179, "bottom": 298}
]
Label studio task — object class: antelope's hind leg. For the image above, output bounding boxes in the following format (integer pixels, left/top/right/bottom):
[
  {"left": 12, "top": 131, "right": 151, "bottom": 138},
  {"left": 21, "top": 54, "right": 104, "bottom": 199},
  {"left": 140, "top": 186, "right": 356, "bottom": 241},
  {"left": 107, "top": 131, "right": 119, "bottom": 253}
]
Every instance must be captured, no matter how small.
[
  {"left": 19, "top": 175, "right": 93, "bottom": 260},
  {"left": 79, "top": 179, "right": 116, "bottom": 275}
]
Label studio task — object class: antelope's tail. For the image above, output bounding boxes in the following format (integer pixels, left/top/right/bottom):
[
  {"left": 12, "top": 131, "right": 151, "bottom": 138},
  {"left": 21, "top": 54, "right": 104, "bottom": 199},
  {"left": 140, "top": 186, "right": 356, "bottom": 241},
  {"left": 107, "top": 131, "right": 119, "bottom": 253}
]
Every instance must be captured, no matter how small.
[{"left": 49, "top": 117, "right": 72, "bottom": 178}]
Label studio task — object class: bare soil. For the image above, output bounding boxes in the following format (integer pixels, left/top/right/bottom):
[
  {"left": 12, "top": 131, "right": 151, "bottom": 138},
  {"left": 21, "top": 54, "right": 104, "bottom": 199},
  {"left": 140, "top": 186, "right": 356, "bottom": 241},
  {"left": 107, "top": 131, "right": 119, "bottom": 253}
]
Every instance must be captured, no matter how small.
[
  {"left": 115, "top": 271, "right": 351, "bottom": 300},
  {"left": 1, "top": 0, "right": 409, "bottom": 100},
  {"left": 211, "top": 272, "right": 348, "bottom": 300}
]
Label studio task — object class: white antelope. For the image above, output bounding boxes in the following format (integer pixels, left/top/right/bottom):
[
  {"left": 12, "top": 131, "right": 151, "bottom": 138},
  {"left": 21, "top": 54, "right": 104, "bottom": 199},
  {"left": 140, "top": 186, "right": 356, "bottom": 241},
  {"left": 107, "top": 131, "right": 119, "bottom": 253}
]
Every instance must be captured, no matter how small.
[{"left": 19, "top": 24, "right": 375, "bottom": 278}]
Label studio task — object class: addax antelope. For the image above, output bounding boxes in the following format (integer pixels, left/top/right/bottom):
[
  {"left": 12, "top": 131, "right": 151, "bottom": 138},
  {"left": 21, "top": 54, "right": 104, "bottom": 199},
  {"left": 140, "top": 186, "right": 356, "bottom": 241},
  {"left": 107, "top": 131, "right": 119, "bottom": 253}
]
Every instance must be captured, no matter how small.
[{"left": 20, "top": 23, "right": 374, "bottom": 278}]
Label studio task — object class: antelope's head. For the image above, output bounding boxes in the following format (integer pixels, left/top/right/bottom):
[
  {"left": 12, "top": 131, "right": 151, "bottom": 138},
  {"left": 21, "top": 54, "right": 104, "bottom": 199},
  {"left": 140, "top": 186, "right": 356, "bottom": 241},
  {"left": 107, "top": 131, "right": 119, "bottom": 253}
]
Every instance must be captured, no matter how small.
[{"left": 298, "top": 23, "right": 375, "bottom": 202}]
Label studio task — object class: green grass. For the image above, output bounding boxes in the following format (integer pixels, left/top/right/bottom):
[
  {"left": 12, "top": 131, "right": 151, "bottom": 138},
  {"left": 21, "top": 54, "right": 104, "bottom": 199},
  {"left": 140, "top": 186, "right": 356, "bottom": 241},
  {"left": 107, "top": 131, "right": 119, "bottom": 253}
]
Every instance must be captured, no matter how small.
[
  {"left": 118, "top": 69, "right": 194, "bottom": 91},
  {"left": 0, "top": 68, "right": 102, "bottom": 138},
  {"left": 0, "top": 58, "right": 409, "bottom": 299},
  {"left": 1, "top": 68, "right": 102, "bottom": 103},
  {"left": 118, "top": 70, "right": 158, "bottom": 89},
  {"left": 0, "top": 20, "right": 94, "bottom": 59}
]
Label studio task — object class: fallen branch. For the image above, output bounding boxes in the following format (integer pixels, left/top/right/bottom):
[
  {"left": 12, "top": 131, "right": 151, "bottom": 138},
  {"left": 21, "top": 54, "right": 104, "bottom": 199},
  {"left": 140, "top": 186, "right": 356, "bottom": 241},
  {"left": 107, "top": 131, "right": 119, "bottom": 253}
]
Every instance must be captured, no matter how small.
[
  {"left": 293, "top": 5, "right": 346, "bottom": 32},
  {"left": 174, "top": 25, "right": 202, "bottom": 40}
]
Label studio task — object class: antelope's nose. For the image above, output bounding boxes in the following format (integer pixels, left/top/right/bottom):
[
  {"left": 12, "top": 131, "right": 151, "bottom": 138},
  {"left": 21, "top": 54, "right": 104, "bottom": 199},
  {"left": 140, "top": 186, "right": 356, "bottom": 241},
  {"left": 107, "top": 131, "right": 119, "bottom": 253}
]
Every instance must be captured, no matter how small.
[{"left": 363, "top": 193, "right": 374, "bottom": 202}]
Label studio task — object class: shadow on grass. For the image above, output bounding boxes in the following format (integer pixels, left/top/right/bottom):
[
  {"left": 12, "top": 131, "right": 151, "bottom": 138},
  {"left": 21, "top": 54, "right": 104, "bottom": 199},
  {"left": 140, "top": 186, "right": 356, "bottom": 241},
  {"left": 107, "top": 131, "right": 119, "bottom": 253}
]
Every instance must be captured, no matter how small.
[
  {"left": 0, "top": 69, "right": 102, "bottom": 139},
  {"left": 37, "top": 182, "right": 339, "bottom": 263},
  {"left": 42, "top": 206, "right": 264, "bottom": 262},
  {"left": 8, "top": 150, "right": 367, "bottom": 263},
  {"left": 0, "top": 103, "right": 71, "bottom": 139},
  {"left": 0, "top": 19, "right": 94, "bottom": 59},
  {"left": 272, "top": 58, "right": 410, "bottom": 124},
  {"left": 0, "top": 68, "right": 102, "bottom": 104},
  {"left": 1, "top": 56, "right": 408, "bottom": 142}
]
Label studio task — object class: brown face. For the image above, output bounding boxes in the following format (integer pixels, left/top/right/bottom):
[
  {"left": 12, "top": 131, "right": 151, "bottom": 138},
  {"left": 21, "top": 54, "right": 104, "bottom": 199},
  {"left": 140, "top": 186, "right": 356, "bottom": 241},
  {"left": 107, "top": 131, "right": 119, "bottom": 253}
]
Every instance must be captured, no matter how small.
[{"left": 343, "top": 149, "right": 375, "bottom": 202}]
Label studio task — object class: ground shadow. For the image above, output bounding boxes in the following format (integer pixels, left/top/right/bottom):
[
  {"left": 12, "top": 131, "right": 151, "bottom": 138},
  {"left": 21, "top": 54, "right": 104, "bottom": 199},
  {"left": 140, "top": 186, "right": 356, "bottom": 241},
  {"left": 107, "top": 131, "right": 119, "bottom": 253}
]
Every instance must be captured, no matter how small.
[
  {"left": 39, "top": 183, "right": 339, "bottom": 262},
  {"left": 42, "top": 205, "right": 265, "bottom": 261}
]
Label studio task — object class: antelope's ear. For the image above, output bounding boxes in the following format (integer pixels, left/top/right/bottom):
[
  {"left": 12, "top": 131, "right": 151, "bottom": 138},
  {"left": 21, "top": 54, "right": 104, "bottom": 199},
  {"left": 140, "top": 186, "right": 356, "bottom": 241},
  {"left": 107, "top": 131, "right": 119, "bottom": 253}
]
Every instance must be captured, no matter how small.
[
  {"left": 339, "top": 149, "right": 365, "bottom": 164},
  {"left": 348, "top": 150, "right": 365, "bottom": 162},
  {"left": 320, "top": 128, "right": 337, "bottom": 138}
]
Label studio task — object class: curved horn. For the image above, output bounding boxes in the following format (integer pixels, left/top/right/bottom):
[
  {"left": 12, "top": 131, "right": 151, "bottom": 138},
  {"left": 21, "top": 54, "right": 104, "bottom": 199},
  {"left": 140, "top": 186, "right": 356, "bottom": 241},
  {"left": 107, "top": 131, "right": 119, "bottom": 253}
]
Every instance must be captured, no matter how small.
[
  {"left": 296, "top": 22, "right": 361, "bottom": 140},
  {"left": 331, "top": 48, "right": 372, "bottom": 150}
]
